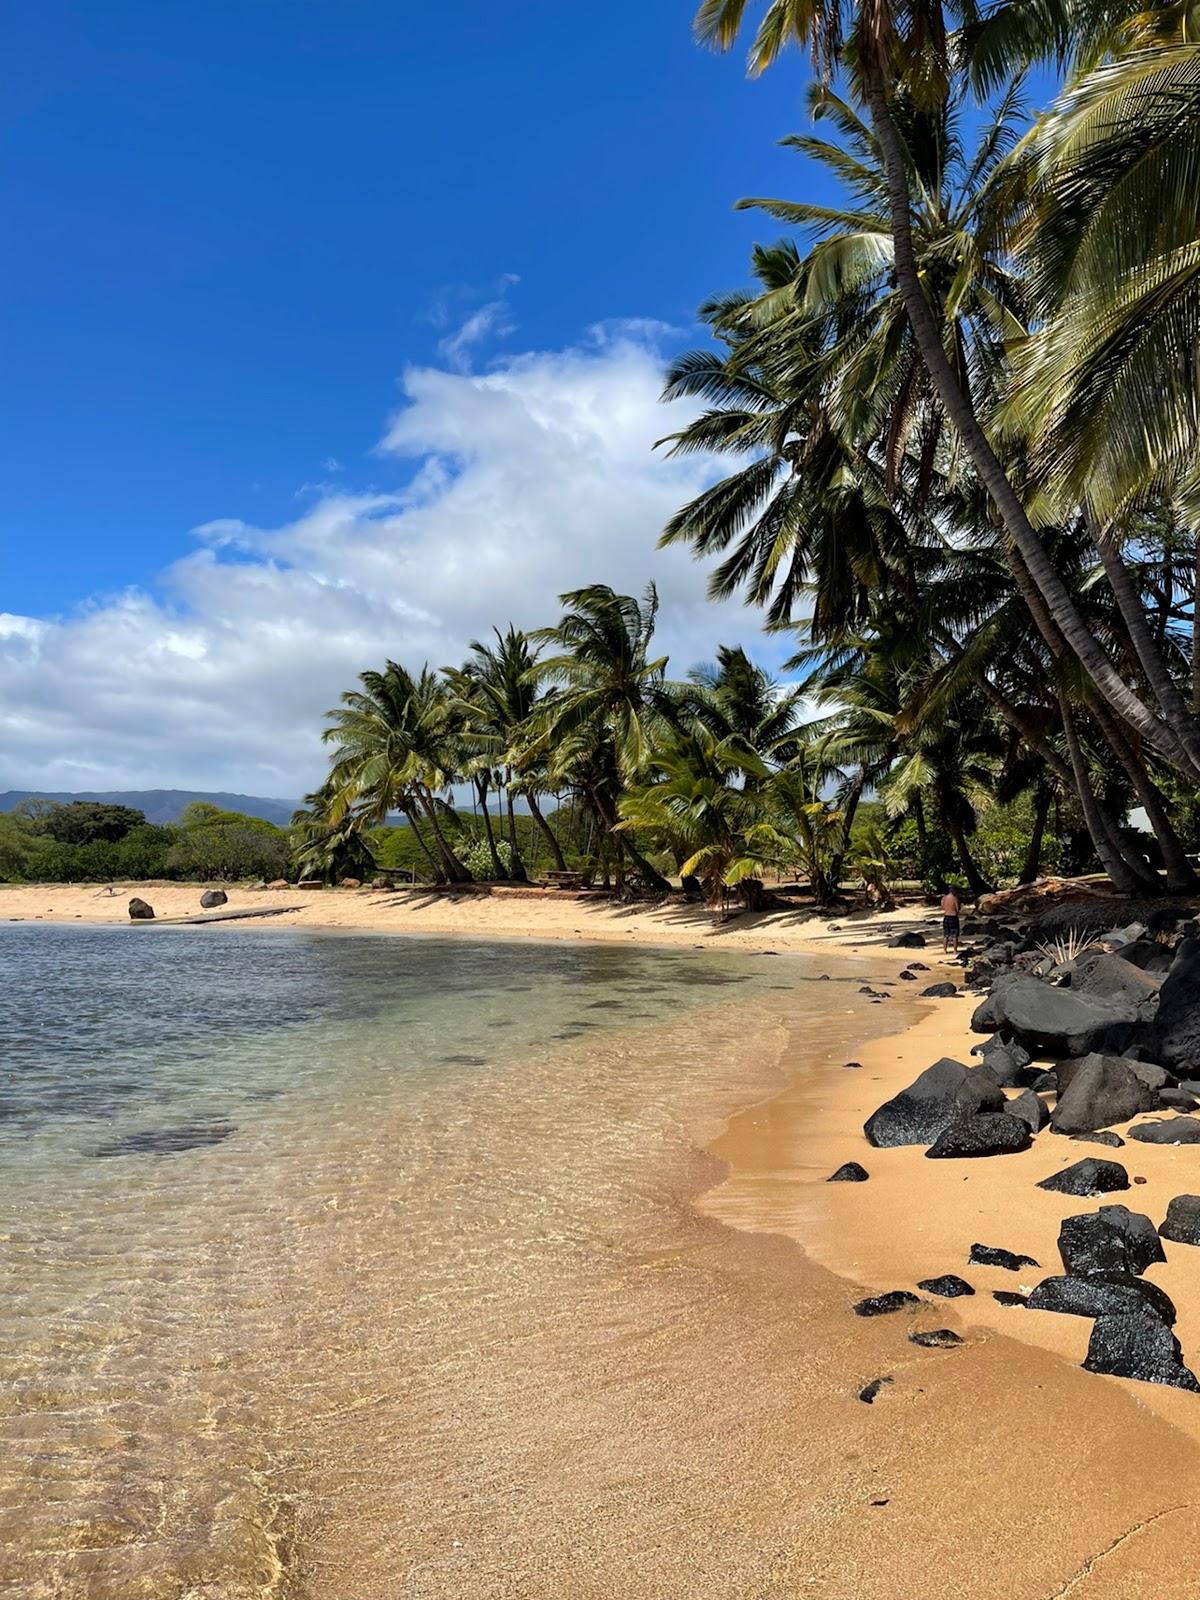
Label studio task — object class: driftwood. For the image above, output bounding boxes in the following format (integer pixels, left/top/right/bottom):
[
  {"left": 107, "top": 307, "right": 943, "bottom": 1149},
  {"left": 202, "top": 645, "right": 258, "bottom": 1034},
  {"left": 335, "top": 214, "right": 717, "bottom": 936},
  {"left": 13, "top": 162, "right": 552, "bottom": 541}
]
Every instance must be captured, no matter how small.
[{"left": 128, "top": 903, "right": 307, "bottom": 928}]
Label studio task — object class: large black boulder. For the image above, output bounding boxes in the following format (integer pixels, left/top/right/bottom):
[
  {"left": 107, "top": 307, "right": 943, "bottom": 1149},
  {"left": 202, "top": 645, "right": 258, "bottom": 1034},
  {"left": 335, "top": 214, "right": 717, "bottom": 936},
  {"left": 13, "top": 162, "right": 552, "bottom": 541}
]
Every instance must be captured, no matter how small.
[
  {"left": 921, "top": 982, "right": 959, "bottom": 998},
  {"left": 200, "top": 888, "right": 228, "bottom": 909},
  {"left": 926, "top": 1113, "right": 1031, "bottom": 1159},
  {"left": 1149, "top": 936, "right": 1200, "bottom": 1073},
  {"left": 127, "top": 897, "right": 155, "bottom": 920},
  {"left": 1158, "top": 1088, "right": 1200, "bottom": 1113},
  {"left": 888, "top": 930, "right": 927, "bottom": 949},
  {"left": 1037, "top": 1158, "right": 1129, "bottom": 1197},
  {"left": 863, "top": 1058, "right": 1004, "bottom": 1148},
  {"left": 1058, "top": 1206, "right": 1165, "bottom": 1278},
  {"left": 1083, "top": 1313, "right": 1200, "bottom": 1391},
  {"left": 1117, "top": 939, "right": 1173, "bottom": 976},
  {"left": 970, "top": 1242, "right": 1038, "bottom": 1271},
  {"left": 1069, "top": 950, "right": 1162, "bottom": 1010},
  {"left": 917, "top": 1274, "right": 975, "bottom": 1298},
  {"left": 1128, "top": 1116, "right": 1200, "bottom": 1145},
  {"left": 1028, "top": 1272, "right": 1176, "bottom": 1326},
  {"left": 972, "top": 976, "right": 1141, "bottom": 1058},
  {"left": 1006, "top": 1089, "right": 1050, "bottom": 1133},
  {"left": 1158, "top": 1195, "right": 1200, "bottom": 1247},
  {"left": 1050, "top": 1054, "right": 1146, "bottom": 1134}
]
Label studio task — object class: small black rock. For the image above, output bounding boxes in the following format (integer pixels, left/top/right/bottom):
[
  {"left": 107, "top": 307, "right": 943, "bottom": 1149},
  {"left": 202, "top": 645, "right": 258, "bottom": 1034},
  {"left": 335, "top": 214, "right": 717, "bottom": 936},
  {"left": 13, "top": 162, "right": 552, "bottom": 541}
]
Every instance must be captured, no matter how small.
[
  {"left": 921, "top": 982, "right": 958, "bottom": 998},
  {"left": 853, "top": 1290, "right": 921, "bottom": 1318},
  {"left": 926, "top": 1114, "right": 1030, "bottom": 1159},
  {"left": 917, "top": 1274, "right": 975, "bottom": 1298},
  {"left": 993, "top": 1290, "right": 1028, "bottom": 1306},
  {"left": 1158, "top": 1194, "right": 1200, "bottom": 1247},
  {"left": 905, "top": 961, "right": 930, "bottom": 972},
  {"left": 970, "top": 1243, "right": 1039, "bottom": 1271},
  {"left": 1037, "top": 1158, "right": 1129, "bottom": 1197},
  {"left": 888, "top": 931, "right": 927, "bottom": 949},
  {"left": 1128, "top": 1116, "right": 1200, "bottom": 1146},
  {"left": 908, "top": 1328, "right": 963, "bottom": 1348},
  {"left": 858, "top": 1376, "right": 892, "bottom": 1404},
  {"left": 1006, "top": 1088, "right": 1050, "bottom": 1134},
  {"left": 1068, "top": 1130, "right": 1126, "bottom": 1149},
  {"left": 828, "top": 1161, "right": 870, "bottom": 1183},
  {"left": 899, "top": 970, "right": 918, "bottom": 980}
]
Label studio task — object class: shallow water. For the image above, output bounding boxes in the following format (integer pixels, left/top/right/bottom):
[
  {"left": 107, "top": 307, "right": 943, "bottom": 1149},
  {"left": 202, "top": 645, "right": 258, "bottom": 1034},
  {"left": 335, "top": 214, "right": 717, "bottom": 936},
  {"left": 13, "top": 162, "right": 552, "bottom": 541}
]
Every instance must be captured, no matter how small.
[{"left": 0, "top": 924, "right": 881, "bottom": 1598}]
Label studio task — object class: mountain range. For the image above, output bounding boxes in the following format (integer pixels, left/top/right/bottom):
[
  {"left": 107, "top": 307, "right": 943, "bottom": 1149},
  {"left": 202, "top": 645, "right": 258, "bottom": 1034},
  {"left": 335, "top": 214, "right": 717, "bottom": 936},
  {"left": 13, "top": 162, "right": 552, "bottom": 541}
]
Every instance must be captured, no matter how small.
[{"left": 0, "top": 789, "right": 298, "bottom": 827}]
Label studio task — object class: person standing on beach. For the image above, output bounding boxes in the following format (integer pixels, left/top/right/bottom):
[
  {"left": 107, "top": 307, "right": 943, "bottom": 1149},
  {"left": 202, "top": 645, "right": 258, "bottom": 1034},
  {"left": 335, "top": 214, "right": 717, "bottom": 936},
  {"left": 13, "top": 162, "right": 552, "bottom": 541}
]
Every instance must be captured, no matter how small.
[{"left": 940, "top": 887, "right": 961, "bottom": 954}]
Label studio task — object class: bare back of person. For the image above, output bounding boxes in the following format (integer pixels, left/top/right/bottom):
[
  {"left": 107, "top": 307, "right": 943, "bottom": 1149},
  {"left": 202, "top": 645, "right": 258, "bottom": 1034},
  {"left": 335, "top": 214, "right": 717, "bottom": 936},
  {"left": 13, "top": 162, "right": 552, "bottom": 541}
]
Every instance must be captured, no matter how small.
[{"left": 940, "top": 890, "right": 961, "bottom": 951}]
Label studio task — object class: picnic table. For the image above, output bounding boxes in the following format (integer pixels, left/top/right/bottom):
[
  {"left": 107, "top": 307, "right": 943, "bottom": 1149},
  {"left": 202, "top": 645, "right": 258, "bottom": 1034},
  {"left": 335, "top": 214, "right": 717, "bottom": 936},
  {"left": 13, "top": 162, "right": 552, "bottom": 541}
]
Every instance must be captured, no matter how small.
[{"left": 543, "top": 870, "right": 587, "bottom": 890}]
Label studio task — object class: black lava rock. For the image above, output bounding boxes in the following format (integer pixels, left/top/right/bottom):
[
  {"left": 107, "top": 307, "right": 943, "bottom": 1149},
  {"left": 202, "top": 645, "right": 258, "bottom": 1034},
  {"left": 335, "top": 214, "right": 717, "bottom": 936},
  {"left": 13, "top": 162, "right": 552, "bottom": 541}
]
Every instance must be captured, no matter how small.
[
  {"left": 889, "top": 931, "right": 927, "bottom": 949},
  {"left": 1050, "top": 1053, "right": 1147, "bottom": 1135},
  {"left": 906, "top": 961, "right": 930, "bottom": 972},
  {"left": 863, "top": 1058, "right": 1005, "bottom": 1148},
  {"left": 1027, "top": 1272, "right": 1176, "bottom": 1326},
  {"left": 971, "top": 976, "right": 1141, "bottom": 1058},
  {"left": 1069, "top": 950, "right": 1163, "bottom": 1009},
  {"left": 1058, "top": 1206, "right": 1165, "bottom": 1278},
  {"left": 1031, "top": 1071, "right": 1059, "bottom": 1093},
  {"left": 970, "top": 1243, "right": 1039, "bottom": 1271},
  {"left": 1006, "top": 1089, "right": 1050, "bottom": 1134},
  {"left": 828, "top": 1161, "right": 870, "bottom": 1183},
  {"left": 917, "top": 1274, "right": 975, "bottom": 1298},
  {"left": 1158, "top": 1088, "right": 1200, "bottom": 1112},
  {"left": 127, "top": 897, "right": 155, "bottom": 920},
  {"left": 926, "top": 1113, "right": 1031, "bottom": 1159},
  {"left": 94, "top": 1119, "right": 236, "bottom": 1157},
  {"left": 853, "top": 1290, "right": 921, "bottom": 1318},
  {"left": 858, "top": 1377, "right": 892, "bottom": 1404},
  {"left": 909, "top": 1328, "right": 963, "bottom": 1348},
  {"left": 1083, "top": 1313, "right": 1200, "bottom": 1391},
  {"left": 1128, "top": 1116, "right": 1200, "bottom": 1145},
  {"left": 1158, "top": 1194, "right": 1200, "bottom": 1247},
  {"left": 1069, "top": 1130, "right": 1126, "bottom": 1149},
  {"left": 200, "top": 888, "right": 228, "bottom": 909},
  {"left": 1037, "top": 1158, "right": 1130, "bottom": 1197},
  {"left": 921, "top": 982, "right": 959, "bottom": 998},
  {"left": 993, "top": 1290, "right": 1028, "bottom": 1306},
  {"left": 899, "top": 971, "right": 918, "bottom": 980},
  {"left": 1150, "top": 936, "right": 1200, "bottom": 1074}
]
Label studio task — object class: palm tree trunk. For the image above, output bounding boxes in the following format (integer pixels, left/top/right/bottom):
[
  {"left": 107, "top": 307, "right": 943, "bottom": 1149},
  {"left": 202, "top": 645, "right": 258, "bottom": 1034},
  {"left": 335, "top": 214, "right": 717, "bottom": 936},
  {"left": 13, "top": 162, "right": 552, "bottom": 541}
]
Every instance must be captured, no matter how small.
[
  {"left": 1193, "top": 533, "right": 1200, "bottom": 715},
  {"left": 1018, "top": 785, "right": 1051, "bottom": 885},
  {"left": 1054, "top": 688, "right": 1147, "bottom": 894},
  {"left": 1085, "top": 694, "right": 1196, "bottom": 891},
  {"left": 591, "top": 786, "right": 670, "bottom": 893},
  {"left": 827, "top": 766, "right": 865, "bottom": 894},
  {"left": 913, "top": 790, "right": 928, "bottom": 857},
  {"left": 418, "top": 789, "right": 473, "bottom": 883},
  {"left": 504, "top": 770, "right": 529, "bottom": 882},
  {"left": 402, "top": 803, "right": 443, "bottom": 883},
  {"left": 945, "top": 812, "right": 993, "bottom": 898},
  {"left": 475, "top": 775, "right": 507, "bottom": 880},
  {"left": 862, "top": 69, "right": 1199, "bottom": 781},
  {"left": 526, "top": 791, "right": 567, "bottom": 873}
]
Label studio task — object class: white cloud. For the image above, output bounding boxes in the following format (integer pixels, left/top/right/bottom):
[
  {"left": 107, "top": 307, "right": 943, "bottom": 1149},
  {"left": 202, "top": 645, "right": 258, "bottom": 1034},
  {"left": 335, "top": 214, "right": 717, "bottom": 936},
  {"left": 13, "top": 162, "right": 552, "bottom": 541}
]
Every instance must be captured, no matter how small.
[{"left": 0, "top": 326, "right": 776, "bottom": 799}]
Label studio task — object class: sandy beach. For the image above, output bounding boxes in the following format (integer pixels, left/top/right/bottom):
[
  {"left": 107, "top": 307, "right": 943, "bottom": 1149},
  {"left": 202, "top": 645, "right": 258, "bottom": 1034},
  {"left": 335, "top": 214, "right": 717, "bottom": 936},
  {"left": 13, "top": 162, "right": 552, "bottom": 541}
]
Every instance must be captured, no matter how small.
[{"left": 10, "top": 881, "right": 1200, "bottom": 1594}]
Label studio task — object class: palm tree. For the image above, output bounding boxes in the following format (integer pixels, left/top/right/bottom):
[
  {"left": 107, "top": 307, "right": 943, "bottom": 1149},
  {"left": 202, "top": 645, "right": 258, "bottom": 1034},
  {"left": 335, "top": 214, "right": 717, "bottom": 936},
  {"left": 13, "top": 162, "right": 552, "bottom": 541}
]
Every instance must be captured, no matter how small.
[
  {"left": 290, "top": 786, "right": 379, "bottom": 884},
  {"left": 688, "top": 644, "right": 808, "bottom": 774}
]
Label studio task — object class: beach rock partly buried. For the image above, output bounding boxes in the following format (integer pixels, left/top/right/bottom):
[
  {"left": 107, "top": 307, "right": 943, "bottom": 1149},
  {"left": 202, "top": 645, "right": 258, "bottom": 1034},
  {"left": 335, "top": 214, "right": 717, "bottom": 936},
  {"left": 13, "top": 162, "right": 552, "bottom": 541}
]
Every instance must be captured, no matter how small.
[
  {"left": 926, "top": 1112, "right": 1031, "bottom": 1159},
  {"left": 858, "top": 1376, "right": 892, "bottom": 1404},
  {"left": 828, "top": 1161, "right": 870, "bottom": 1183},
  {"left": 889, "top": 931, "right": 926, "bottom": 949},
  {"left": 1050, "top": 1053, "right": 1147, "bottom": 1134},
  {"left": 917, "top": 1274, "right": 975, "bottom": 1298},
  {"left": 1028, "top": 1272, "right": 1176, "bottom": 1326},
  {"left": 853, "top": 1290, "right": 921, "bottom": 1318},
  {"left": 993, "top": 1290, "right": 1028, "bottom": 1306},
  {"left": 1070, "top": 1130, "right": 1126, "bottom": 1149},
  {"left": 864, "top": 1059, "right": 1005, "bottom": 1148},
  {"left": 1006, "top": 1089, "right": 1050, "bottom": 1134},
  {"left": 1083, "top": 1313, "right": 1200, "bottom": 1391},
  {"left": 909, "top": 1328, "right": 963, "bottom": 1348},
  {"left": 127, "top": 897, "right": 154, "bottom": 920},
  {"left": 921, "top": 982, "right": 958, "bottom": 998},
  {"left": 1037, "top": 1158, "right": 1129, "bottom": 1197},
  {"left": 1158, "top": 1195, "right": 1200, "bottom": 1247},
  {"left": 970, "top": 1243, "right": 1039, "bottom": 1271},
  {"left": 1128, "top": 1116, "right": 1200, "bottom": 1146},
  {"left": 200, "top": 888, "right": 227, "bottom": 909},
  {"left": 1058, "top": 1206, "right": 1165, "bottom": 1278},
  {"left": 972, "top": 976, "right": 1141, "bottom": 1058}
]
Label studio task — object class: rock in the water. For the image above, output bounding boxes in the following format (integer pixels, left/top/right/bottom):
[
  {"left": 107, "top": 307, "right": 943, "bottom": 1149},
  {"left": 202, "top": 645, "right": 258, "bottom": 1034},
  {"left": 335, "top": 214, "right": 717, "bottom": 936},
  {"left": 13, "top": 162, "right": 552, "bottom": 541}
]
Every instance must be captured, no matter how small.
[
  {"left": 972, "top": 976, "right": 1141, "bottom": 1058},
  {"left": 864, "top": 1059, "right": 1004, "bottom": 1148},
  {"left": 199, "top": 888, "right": 228, "bottom": 909},
  {"left": 1070, "top": 1130, "right": 1126, "bottom": 1149},
  {"left": 909, "top": 1328, "right": 963, "bottom": 1348},
  {"left": 1158, "top": 1194, "right": 1200, "bottom": 1247},
  {"left": 889, "top": 931, "right": 927, "bottom": 949},
  {"left": 1083, "top": 1313, "right": 1200, "bottom": 1391},
  {"left": 1028, "top": 1272, "right": 1176, "bottom": 1326},
  {"left": 1058, "top": 1206, "right": 1165, "bottom": 1278},
  {"left": 970, "top": 1243, "right": 1039, "bottom": 1271},
  {"left": 921, "top": 981, "right": 958, "bottom": 998},
  {"left": 1128, "top": 1116, "right": 1200, "bottom": 1145},
  {"left": 917, "top": 1274, "right": 975, "bottom": 1298},
  {"left": 858, "top": 1376, "right": 892, "bottom": 1404},
  {"left": 1069, "top": 950, "right": 1163, "bottom": 1009},
  {"left": 1150, "top": 936, "right": 1200, "bottom": 1073},
  {"left": 127, "top": 897, "right": 154, "bottom": 920},
  {"left": 828, "top": 1161, "right": 870, "bottom": 1183},
  {"left": 1006, "top": 1089, "right": 1050, "bottom": 1134},
  {"left": 1050, "top": 1053, "right": 1147, "bottom": 1134},
  {"left": 1037, "top": 1158, "right": 1129, "bottom": 1197},
  {"left": 993, "top": 1290, "right": 1028, "bottom": 1306},
  {"left": 926, "top": 1113, "right": 1031, "bottom": 1159},
  {"left": 94, "top": 1119, "right": 236, "bottom": 1157},
  {"left": 853, "top": 1290, "right": 921, "bottom": 1318}
]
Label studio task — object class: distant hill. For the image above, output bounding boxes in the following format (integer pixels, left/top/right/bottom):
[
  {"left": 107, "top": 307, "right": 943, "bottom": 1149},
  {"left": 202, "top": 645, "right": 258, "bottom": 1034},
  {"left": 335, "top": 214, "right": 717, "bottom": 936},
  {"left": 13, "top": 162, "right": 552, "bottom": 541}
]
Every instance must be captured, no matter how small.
[{"left": 0, "top": 789, "right": 298, "bottom": 827}]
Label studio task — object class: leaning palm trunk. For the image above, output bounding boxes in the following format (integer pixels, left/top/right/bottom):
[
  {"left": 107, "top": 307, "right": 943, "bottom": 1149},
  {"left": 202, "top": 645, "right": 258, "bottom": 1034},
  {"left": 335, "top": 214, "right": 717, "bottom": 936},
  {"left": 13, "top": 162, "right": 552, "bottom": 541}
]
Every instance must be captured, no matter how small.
[
  {"left": 418, "top": 789, "right": 473, "bottom": 883},
  {"left": 526, "top": 791, "right": 568, "bottom": 873},
  {"left": 862, "top": 70, "right": 1200, "bottom": 783},
  {"left": 591, "top": 786, "right": 671, "bottom": 893},
  {"left": 1054, "top": 687, "right": 1149, "bottom": 896},
  {"left": 1085, "top": 695, "right": 1196, "bottom": 892},
  {"left": 1019, "top": 785, "right": 1052, "bottom": 885},
  {"left": 475, "top": 775, "right": 508, "bottom": 880},
  {"left": 503, "top": 779, "right": 529, "bottom": 883},
  {"left": 402, "top": 801, "right": 444, "bottom": 883},
  {"left": 826, "top": 766, "right": 865, "bottom": 897},
  {"left": 944, "top": 811, "right": 993, "bottom": 898}
]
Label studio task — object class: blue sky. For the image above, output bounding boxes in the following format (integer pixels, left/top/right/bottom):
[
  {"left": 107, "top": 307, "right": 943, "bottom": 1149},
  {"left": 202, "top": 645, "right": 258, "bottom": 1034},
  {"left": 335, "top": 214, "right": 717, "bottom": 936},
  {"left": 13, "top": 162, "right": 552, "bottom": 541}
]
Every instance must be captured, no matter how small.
[{"left": 2, "top": 1, "right": 836, "bottom": 793}]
